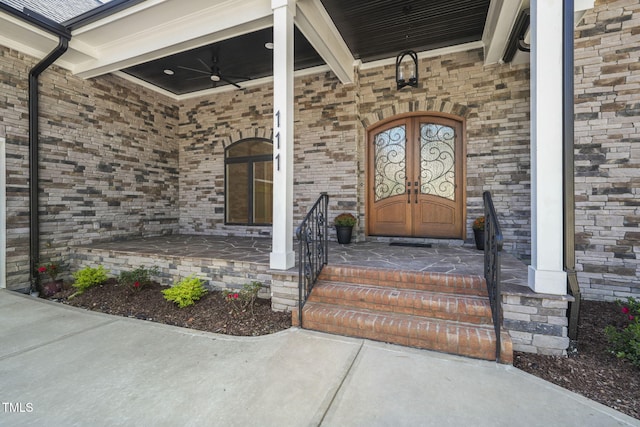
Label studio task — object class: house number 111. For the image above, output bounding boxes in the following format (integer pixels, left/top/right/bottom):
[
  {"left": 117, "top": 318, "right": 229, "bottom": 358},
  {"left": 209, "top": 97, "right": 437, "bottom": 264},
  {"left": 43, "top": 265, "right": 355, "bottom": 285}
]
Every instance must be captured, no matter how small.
[{"left": 274, "top": 110, "right": 281, "bottom": 171}]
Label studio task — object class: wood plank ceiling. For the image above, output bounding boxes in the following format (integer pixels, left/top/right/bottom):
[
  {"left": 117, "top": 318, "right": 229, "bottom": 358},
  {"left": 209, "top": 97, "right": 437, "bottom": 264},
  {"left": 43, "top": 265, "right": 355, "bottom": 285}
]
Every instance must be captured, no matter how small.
[{"left": 121, "top": 0, "right": 490, "bottom": 95}]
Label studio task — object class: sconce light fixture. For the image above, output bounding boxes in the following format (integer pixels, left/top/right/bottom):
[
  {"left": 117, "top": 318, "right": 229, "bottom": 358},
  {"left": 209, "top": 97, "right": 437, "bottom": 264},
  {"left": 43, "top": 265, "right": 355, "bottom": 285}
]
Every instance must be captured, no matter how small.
[{"left": 395, "top": 50, "right": 418, "bottom": 90}]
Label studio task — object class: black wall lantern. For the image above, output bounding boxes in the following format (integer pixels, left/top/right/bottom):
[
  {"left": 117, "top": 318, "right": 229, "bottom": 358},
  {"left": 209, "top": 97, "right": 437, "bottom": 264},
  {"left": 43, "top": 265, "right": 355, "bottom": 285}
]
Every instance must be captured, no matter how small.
[{"left": 395, "top": 50, "right": 418, "bottom": 90}]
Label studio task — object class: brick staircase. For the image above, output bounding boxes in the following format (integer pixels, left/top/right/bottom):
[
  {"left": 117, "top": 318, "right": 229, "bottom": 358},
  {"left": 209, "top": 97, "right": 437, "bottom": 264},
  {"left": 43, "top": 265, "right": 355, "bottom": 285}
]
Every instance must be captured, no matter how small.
[{"left": 292, "top": 265, "right": 513, "bottom": 363}]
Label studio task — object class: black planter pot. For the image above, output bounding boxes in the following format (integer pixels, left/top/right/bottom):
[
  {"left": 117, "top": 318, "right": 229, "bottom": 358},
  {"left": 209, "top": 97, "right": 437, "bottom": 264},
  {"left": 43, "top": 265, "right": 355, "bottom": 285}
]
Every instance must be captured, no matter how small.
[
  {"left": 335, "top": 225, "right": 353, "bottom": 244},
  {"left": 473, "top": 228, "right": 484, "bottom": 250}
]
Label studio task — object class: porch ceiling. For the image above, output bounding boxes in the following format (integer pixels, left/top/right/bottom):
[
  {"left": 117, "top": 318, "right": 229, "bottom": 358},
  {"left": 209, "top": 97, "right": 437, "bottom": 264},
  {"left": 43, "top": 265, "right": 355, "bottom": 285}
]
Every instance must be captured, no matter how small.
[
  {"left": 321, "top": 0, "right": 490, "bottom": 62},
  {"left": 121, "top": 0, "right": 491, "bottom": 95}
]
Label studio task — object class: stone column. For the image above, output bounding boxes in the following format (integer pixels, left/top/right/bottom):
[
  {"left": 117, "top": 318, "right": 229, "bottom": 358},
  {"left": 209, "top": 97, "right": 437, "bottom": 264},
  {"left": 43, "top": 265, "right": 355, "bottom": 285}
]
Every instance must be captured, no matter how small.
[
  {"left": 528, "top": 0, "right": 567, "bottom": 294},
  {"left": 270, "top": 0, "right": 296, "bottom": 270}
]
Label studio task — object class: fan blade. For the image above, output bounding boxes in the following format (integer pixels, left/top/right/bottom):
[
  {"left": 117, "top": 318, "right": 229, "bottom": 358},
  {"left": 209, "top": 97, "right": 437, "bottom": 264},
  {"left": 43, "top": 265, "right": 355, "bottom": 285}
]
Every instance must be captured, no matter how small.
[
  {"left": 221, "top": 76, "right": 242, "bottom": 89},
  {"left": 224, "top": 74, "right": 251, "bottom": 81},
  {"left": 197, "top": 58, "right": 211, "bottom": 71},
  {"left": 177, "top": 65, "right": 210, "bottom": 75}
]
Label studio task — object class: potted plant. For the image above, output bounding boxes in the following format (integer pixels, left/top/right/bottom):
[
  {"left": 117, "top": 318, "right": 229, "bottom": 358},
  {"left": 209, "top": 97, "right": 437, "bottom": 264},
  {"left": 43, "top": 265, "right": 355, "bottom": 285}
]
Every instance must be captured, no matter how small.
[
  {"left": 38, "top": 262, "right": 63, "bottom": 297},
  {"left": 334, "top": 213, "right": 357, "bottom": 244},
  {"left": 472, "top": 216, "right": 485, "bottom": 250}
]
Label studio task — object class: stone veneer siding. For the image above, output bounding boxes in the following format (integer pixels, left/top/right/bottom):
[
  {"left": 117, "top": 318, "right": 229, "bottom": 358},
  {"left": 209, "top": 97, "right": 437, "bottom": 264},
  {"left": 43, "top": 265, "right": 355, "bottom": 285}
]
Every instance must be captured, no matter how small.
[
  {"left": 0, "top": 47, "right": 180, "bottom": 291},
  {"left": 69, "top": 247, "right": 275, "bottom": 299},
  {"left": 574, "top": 0, "right": 640, "bottom": 301},
  {"left": 177, "top": 73, "right": 359, "bottom": 239},
  {"left": 502, "top": 289, "right": 573, "bottom": 355}
]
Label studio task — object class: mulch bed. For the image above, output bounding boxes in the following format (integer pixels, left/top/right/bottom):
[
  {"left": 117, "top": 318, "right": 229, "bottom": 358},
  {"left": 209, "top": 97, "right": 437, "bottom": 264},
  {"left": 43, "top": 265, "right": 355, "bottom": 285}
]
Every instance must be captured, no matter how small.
[
  {"left": 514, "top": 300, "right": 640, "bottom": 420},
  {"left": 50, "top": 279, "right": 291, "bottom": 336},
  {"left": 48, "top": 283, "right": 638, "bottom": 419}
]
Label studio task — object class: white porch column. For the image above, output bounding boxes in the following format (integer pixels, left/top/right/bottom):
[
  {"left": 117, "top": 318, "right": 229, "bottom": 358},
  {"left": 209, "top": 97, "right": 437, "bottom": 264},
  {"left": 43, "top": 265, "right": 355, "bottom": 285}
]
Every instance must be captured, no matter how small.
[
  {"left": 270, "top": 0, "right": 296, "bottom": 270},
  {"left": 528, "top": 0, "right": 567, "bottom": 294}
]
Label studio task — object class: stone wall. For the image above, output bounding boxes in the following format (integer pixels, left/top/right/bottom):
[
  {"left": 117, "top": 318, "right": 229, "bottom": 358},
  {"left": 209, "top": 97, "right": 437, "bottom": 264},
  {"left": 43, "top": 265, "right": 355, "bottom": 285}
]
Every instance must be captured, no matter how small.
[
  {"left": 178, "top": 71, "right": 359, "bottom": 239},
  {"left": 574, "top": 0, "right": 640, "bottom": 301},
  {"left": 178, "top": 51, "right": 532, "bottom": 258},
  {"left": 70, "top": 246, "right": 274, "bottom": 298},
  {"left": 502, "top": 289, "right": 573, "bottom": 355},
  {"left": 0, "top": 46, "right": 180, "bottom": 291}
]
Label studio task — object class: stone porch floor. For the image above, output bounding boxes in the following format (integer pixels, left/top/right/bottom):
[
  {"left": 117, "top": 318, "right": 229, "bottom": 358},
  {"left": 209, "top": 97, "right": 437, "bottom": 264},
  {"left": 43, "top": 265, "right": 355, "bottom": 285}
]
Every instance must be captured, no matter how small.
[{"left": 75, "top": 234, "right": 530, "bottom": 290}]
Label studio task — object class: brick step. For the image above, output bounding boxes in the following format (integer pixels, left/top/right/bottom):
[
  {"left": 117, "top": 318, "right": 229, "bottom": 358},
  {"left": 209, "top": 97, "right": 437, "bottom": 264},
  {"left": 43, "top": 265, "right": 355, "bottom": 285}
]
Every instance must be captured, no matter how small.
[
  {"left": 308, "top": 281, "right": 493, "bottom": 325},
  {"left": 319, "top": 265, "right": 487, "bottom": 297},
  {"left": 296, "top": 302, "right": 513, "bottom": 363}
]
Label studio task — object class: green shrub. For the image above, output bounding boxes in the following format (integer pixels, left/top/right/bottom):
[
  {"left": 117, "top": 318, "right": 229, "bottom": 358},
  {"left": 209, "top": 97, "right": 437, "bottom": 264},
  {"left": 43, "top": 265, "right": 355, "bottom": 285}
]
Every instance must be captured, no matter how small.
[
  {"left": 71, "top": 265, "right": 108, "bottom": 295},
  {"left": 118, "top": 266, "right": 159, "bottom": 290},
  {"left": 334, "top": 213, "right": 356, "bottom": 227},
  {"left": 162, "top": 275, "right": 207, "bottom": 308},
  {"left": 605, "top": 297, "right": 640, "bottom": 368},
  {"left": 223, "top": 281, "right": 263, "bottom": 314}
]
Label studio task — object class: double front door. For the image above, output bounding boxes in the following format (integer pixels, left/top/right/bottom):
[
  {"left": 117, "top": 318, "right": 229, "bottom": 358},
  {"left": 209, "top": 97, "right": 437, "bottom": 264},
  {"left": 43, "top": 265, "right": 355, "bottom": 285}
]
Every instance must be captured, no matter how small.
[{"left": 367, "top": 114, "right": 465, "bottom": 239}]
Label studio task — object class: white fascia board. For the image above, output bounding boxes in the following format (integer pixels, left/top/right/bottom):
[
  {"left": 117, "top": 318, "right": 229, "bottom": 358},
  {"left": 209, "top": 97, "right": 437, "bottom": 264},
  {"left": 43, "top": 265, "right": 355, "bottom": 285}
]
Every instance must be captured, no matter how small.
[
  {"left": 72, "top": 0, "right": 272, "bottom": 78},
  {"left": 0, "top": 11, "right": 57, "bottom": 57},
  {"left": 484, "top": 0, "right": 596, "bottom": 66},
  {"left": 0, "top": 12, "right": 95, "bottom": 70},
  {"left": 359, "top": 41, "right": 484, "bottom": 71},
  {"left": 575, "top": 0, "right": 595, "bottom": 12},
  {"left": 295, "top": 0, "right": 354, "bottom": 84},
  {"left": 574, "top": 0, "right": 595, "bottom": 25},
  {"left": 483, "top": 0, "right": 525, "bottom": 65}
]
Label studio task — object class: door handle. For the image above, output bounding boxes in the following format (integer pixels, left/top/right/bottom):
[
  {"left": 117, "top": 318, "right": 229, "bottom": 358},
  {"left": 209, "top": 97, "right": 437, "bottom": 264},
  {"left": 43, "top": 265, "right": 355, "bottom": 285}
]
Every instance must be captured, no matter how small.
[
  {"left": 414, "top": 182, "right": 419, "bottom": 203},
  {"left": 406, "top": 182, "right": 411, "bottom": 204}
]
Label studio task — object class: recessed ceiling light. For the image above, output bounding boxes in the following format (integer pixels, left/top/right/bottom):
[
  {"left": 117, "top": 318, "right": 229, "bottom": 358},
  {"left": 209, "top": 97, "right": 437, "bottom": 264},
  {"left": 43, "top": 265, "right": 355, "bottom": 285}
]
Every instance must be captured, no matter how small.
[
  {"left": 163, "top": 69, "right": 174, "bottom": 75},
  {"left": 264, "top": 42, "right": 274, "bottom": 50}
]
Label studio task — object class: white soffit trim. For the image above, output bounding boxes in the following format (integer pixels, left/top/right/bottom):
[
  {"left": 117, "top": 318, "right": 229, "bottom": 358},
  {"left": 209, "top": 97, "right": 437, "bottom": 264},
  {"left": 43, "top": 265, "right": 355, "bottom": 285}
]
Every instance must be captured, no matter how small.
[
  {"left": 295, "top": 0, "right": 354, "bottom": 84},
  {"left": 483, "top": 0, "right": 596, "bottom": 66},
  {"left": 483, "top": 0, "right": 526, "bottom": 65},
  {"left": 114, "top": 64, "right": 331, "bottom": 101},
  {"left": 359, "top": 41, "right": 484, "bottom": 71}
]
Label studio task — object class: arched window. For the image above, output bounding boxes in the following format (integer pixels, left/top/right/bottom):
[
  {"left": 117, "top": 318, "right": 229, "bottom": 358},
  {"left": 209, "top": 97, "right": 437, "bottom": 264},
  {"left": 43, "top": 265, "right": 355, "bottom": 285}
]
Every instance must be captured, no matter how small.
[{"left": 225, "top": 138, "right": 273, "bottom": 225}]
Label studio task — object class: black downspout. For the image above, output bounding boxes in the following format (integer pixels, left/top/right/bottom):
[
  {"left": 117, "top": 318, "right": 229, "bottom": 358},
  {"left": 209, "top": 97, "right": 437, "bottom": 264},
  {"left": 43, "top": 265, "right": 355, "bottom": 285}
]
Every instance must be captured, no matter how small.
[
  {"left": 563, "top": 0, "right": 581, "bottom": 340},
  {"left": 28, "top": 36, "right": 70, "bottom": 293}
]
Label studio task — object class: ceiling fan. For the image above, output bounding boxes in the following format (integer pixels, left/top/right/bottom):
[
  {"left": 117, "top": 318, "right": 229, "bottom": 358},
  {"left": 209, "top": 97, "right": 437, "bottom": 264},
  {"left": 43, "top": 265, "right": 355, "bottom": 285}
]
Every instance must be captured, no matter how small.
[{"left": 178, "top": 54, "right": 249, "bottom": 89}]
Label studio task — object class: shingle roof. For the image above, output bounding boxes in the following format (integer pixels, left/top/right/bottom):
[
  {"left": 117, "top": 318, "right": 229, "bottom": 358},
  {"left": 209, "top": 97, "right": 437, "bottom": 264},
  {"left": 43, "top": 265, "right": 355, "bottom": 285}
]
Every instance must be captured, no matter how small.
[{"left": 0, "top": 0, "right": 102, "bottom": 24}]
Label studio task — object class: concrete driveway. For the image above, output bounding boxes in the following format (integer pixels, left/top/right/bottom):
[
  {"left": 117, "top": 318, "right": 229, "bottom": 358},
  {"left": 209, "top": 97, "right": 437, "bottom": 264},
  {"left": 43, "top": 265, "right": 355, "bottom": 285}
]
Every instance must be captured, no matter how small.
[{"left": 1, "top": 290, "right": 637, "bottom": 426}]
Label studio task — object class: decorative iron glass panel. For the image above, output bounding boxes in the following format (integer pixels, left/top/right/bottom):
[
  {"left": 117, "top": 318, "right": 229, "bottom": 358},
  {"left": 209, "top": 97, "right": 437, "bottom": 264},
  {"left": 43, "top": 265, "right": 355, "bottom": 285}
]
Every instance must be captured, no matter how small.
[
  {"left": 374, "top": 125, "right": 406, "bottom": 202},
  {"left": 420, "top": 124, "right": 455, "bottom": 200}
]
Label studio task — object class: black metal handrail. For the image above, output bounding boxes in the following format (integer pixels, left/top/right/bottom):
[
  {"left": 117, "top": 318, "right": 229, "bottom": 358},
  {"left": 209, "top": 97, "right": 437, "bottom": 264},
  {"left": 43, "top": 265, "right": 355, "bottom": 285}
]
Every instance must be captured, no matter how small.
[
  {"left": 483, "top": 191, "right": 504, "bottom": 362},
  {"left": 296, "top": 193, "right": 329, "bottom": 327}
]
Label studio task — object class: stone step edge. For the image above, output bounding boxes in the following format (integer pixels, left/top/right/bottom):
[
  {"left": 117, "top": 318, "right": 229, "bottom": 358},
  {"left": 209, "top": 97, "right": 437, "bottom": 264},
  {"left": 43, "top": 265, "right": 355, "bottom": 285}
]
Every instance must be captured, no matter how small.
[
  {"left": 308, "top": 281, "right": 493, "bottom": 325},
  {"left": 299, "top": 302, "right": 512, "bottom": 363},
  {"left": 319, "top": 266, "right": 487, "bottom": 296}
]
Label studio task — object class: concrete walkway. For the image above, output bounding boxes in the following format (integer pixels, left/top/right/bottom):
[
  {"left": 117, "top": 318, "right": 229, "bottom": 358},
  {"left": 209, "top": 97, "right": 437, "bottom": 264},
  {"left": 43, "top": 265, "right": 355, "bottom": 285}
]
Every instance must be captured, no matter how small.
[{"left": 1, "top": 290, "right": 637, "bottom": 427}]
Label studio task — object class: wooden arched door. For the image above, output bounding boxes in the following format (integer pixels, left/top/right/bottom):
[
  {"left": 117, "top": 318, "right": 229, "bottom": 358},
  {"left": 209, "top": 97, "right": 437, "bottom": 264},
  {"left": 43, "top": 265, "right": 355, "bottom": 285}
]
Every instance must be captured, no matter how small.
[{"left": 367, "top": 114, "right": 465, "bottom": 239}]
